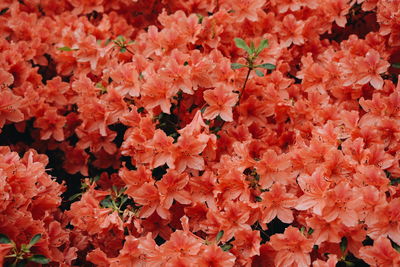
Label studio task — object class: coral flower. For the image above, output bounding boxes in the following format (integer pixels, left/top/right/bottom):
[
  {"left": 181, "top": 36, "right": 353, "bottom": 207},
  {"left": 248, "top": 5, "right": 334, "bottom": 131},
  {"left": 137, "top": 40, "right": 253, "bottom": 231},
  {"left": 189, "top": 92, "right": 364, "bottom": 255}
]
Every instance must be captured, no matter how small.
[
  {"left": 198, "top": 244, "right": 235, "bottom": 267},
  {"left": 359, "top": 236, "right": 400, "bottom": 266},
  {"left": 260, "top": 183, "right": 296, "bottom": 224},
  {"left": 357, "top": 49, "right": 390, "bottom": 89},
  {"left": 203, "top": 83, "right": 238, "bottom": 122},
  {"left": 174, "top": 132, "right": 209, "bottom": 173},
  {"left": 156, "top": 169, "right": 191, "bottom": 209},
  {"left": 128, "top": 182, "right": 170, "bottom": 219},
  {"left": 269, "top": 226, "right": 314, "bottom": 267},
  {"left": 295, "top": 167, "right": 330, "bottom": 215},
  {"left": 222, "top": 0, "right": 266, "bottom": 22},
  {"left": 0, "top": 90, "right": 24, "bottom": 129}
]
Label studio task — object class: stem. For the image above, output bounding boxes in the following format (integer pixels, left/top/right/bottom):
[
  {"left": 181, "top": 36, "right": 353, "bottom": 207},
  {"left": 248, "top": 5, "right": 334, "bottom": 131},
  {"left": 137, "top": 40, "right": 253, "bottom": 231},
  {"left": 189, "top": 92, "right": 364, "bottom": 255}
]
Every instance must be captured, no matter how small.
[
  {"left": 126, "top": 47, "right": 135, "bottom": 56},
  {"left": 212, "top": 67, "right": 252, "bottom": 134},
  {"left": 237, "top": 67, "right": 252, "bottom": 106}
]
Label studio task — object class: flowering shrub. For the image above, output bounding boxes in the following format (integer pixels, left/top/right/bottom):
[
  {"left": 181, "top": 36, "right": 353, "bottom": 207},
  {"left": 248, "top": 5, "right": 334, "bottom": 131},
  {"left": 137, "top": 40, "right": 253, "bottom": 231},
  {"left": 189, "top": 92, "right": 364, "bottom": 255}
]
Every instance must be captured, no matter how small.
[{"left": 1, "top": 0, "right": 400, "bottom": 266}]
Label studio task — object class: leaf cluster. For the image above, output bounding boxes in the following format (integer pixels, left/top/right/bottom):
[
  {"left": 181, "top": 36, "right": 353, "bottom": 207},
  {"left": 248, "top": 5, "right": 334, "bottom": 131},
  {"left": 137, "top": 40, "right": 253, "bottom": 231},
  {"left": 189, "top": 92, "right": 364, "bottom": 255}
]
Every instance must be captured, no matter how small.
[
  {"left": 0, "top": 233, "right": 50, "bottom": 266},
  {"left": 231, "top": 38, "right": 276, "bottom": 77}
]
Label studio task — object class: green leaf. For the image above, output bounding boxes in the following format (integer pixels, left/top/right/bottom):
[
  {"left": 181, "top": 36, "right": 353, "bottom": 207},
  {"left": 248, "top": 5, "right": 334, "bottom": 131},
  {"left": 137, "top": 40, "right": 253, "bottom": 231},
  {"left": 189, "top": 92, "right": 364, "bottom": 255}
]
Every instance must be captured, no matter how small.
[
  {"left": 95, "top": 82, "right": 106, "bottom": 89},
  {"left": 137, "top": 107, "right": 145, "bottom": 113},
  {"left": 256, "top": 39, "right": 269, "bottom": 55},
  {"left": 120, "top": 47, "right": 127, "bottom": 53},
  {"left": 92, "top": 175, "right": 100, "bottom": 183},
  {"left": 308, "top": 228, "right": 314, "bottom": 235},
  {"left": 68, "top": 192, "right": 82, "bottom": 201},
  {"left": 390, "top": 178, "right": 400, "bottom": 185},
  {"left": 220, "top": 243, "right": 233, "bottom": 251},
  {"left": 250, "top": 41, "right": 255, "bottom": 54},
  {"left": 119, "top": 195, "right": 128, "bottom": 207},
  {"left": 300, "top": 226, "right": 305, "bottom": 234},
  {"left": 116, "top": 35, "right": 126, "bottom": 43},
  {"left": 28, "top": 234, "right": 41, "bottom": 248},
  {"left": 340, "top": 237, "right": 348, "bottom": 254},
  {"left": 231, "top": 63, "right": 246, "bottom": 70},
  {"left": 216, "top": 230, "right": 224, "bottom": 243},
  {"left": 392, "top": 63, "right": 400, "bottom": 68},
  {"left": 0, "top": 8, "right": 9, "bottom": 16},
  {"left": 21, "top": 244, "right": 30, "bottom": 253},
  {"left": 28, "top": 255, "right": 50, "bottom": 264},
  {"left": 100, "top": 197, "right": 113, "bottom": 209},
  {"left": 344, "top": 261, "right": 355, "bottom": 267},
  {"left": 0, "top": 234, "right": 11, "bottom": 244},
  {"left": 196, "top": 14, "right": 204, "bottom": 24},
  {"left": 257, "top": 63, "right": 276, "bottom": 70},
  {"left": 255, "top": 69, "right": 264, "bottom": 77},
  {"left": 234, "top": 38, "right": 251, "bottom": 55},
  {"left": 57, "top": 46, "right": 75, "bottom": 51},
  {"left": 393, "top": 242, "right": 400, "bottom": 253}
]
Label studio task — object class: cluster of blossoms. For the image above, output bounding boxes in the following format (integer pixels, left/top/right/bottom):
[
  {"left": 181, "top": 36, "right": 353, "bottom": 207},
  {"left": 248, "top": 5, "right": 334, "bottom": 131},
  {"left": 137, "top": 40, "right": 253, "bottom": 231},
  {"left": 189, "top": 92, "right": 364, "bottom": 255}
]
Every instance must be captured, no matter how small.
[{"left": 1, "top": 0, "right": 400, "bottom": 266}]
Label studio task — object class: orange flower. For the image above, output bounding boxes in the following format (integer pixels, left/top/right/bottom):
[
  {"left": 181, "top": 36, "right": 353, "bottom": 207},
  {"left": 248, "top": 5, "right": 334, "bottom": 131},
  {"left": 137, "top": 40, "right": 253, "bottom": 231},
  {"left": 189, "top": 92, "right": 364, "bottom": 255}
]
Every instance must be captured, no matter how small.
[
  {"left": 359, "top": 236, "right": 400, "bottom": 266},
  {"left": 269, "top": 226, "right": 314, "bottom": 267},
  {"left": 203, "top": 83, "right": 238, "bottom": 122},
  {"left": 174, "top": 131, "right": 209, "bottom": 173},
  {"left": 222, "top": 0, "right": 266, "bottom": 22},
  {"left": 156, "top": 169, "right": 191, "bottom": 209},
  {"left": 197, "top": 244, "right": 235, "bottom": 267},
  {"left": 159, "top": 230, "right": 203, "bottom": 266},
  {"left": 356, "top": 49, "right": 390, "bottom": 89},
  {"left": 321, "top": 182, "right": 359, "bottom": 227},
  {"left": 312, "top": 254, "right": 338, "bottom": 267},
  {"left": 295, "top": 168, "right": 330, "bottom": 216},
  {"left": 0, "top": 89, "right": 24, "bottom": 129},
  {"left": 128, "top": 182, "right": 170, "bottom": 219},
  {"left": 259, "top": 183, "right": 296, "bottom": 224}
]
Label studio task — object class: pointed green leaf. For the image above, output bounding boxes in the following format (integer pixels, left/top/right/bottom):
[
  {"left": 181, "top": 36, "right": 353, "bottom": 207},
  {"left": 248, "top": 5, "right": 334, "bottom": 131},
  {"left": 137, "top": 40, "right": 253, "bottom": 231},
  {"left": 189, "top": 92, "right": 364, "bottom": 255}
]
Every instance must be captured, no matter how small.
[
  {"left": 116, "top": 35, "right": 126, "bottom": 43},
  {"left": 256, "top": 39, "right": 269, "bottom": 55},
  {"left": 57, "top": 46, "right": 73, "bottom": 51},
  {"left": 196, "top": 14, "right": 204, "bottom": 24},
  {"left": 27, "top": 234, "right": 41, "bottom": 248},
  {"left": 308, "top": 228, "right": 314, "bottom": 235},
  {"left": 216, "top": 230, "right": 224, "bottom": 243},
  {"left": 257, "top": 63, "right": 276, "bottom": 70},
  {"left": 100, "top": 197, "right": 113, "bottom": 209},
  {"left": 255, "top": 69, "right": 264, "bottom": 77},
  {"left": 68, "top": 193, "right": 82, "bottom": 201},
  {"left": 392, "top": 63, "right": 400, "bottom": 68},
  {"left": 28, "top": 255, "right": 50, "bottom": 264},
  {"left": 0, "top": 234, "right": 11, "bottom": 244},
  {"left": 220, "top": 243, "right": 233, "bottom": 251},
  {"left": 234, "top": 38, "right": 251, "bottom": 54},
  {"left": 21, "top": 244, "right": 30, "bottom": 253},
  {"left": 250, "top": 41, "right": 255, "bottom": 54},
  {"left": 231, "top": 63, "right": 247, "bottom": 70}
]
